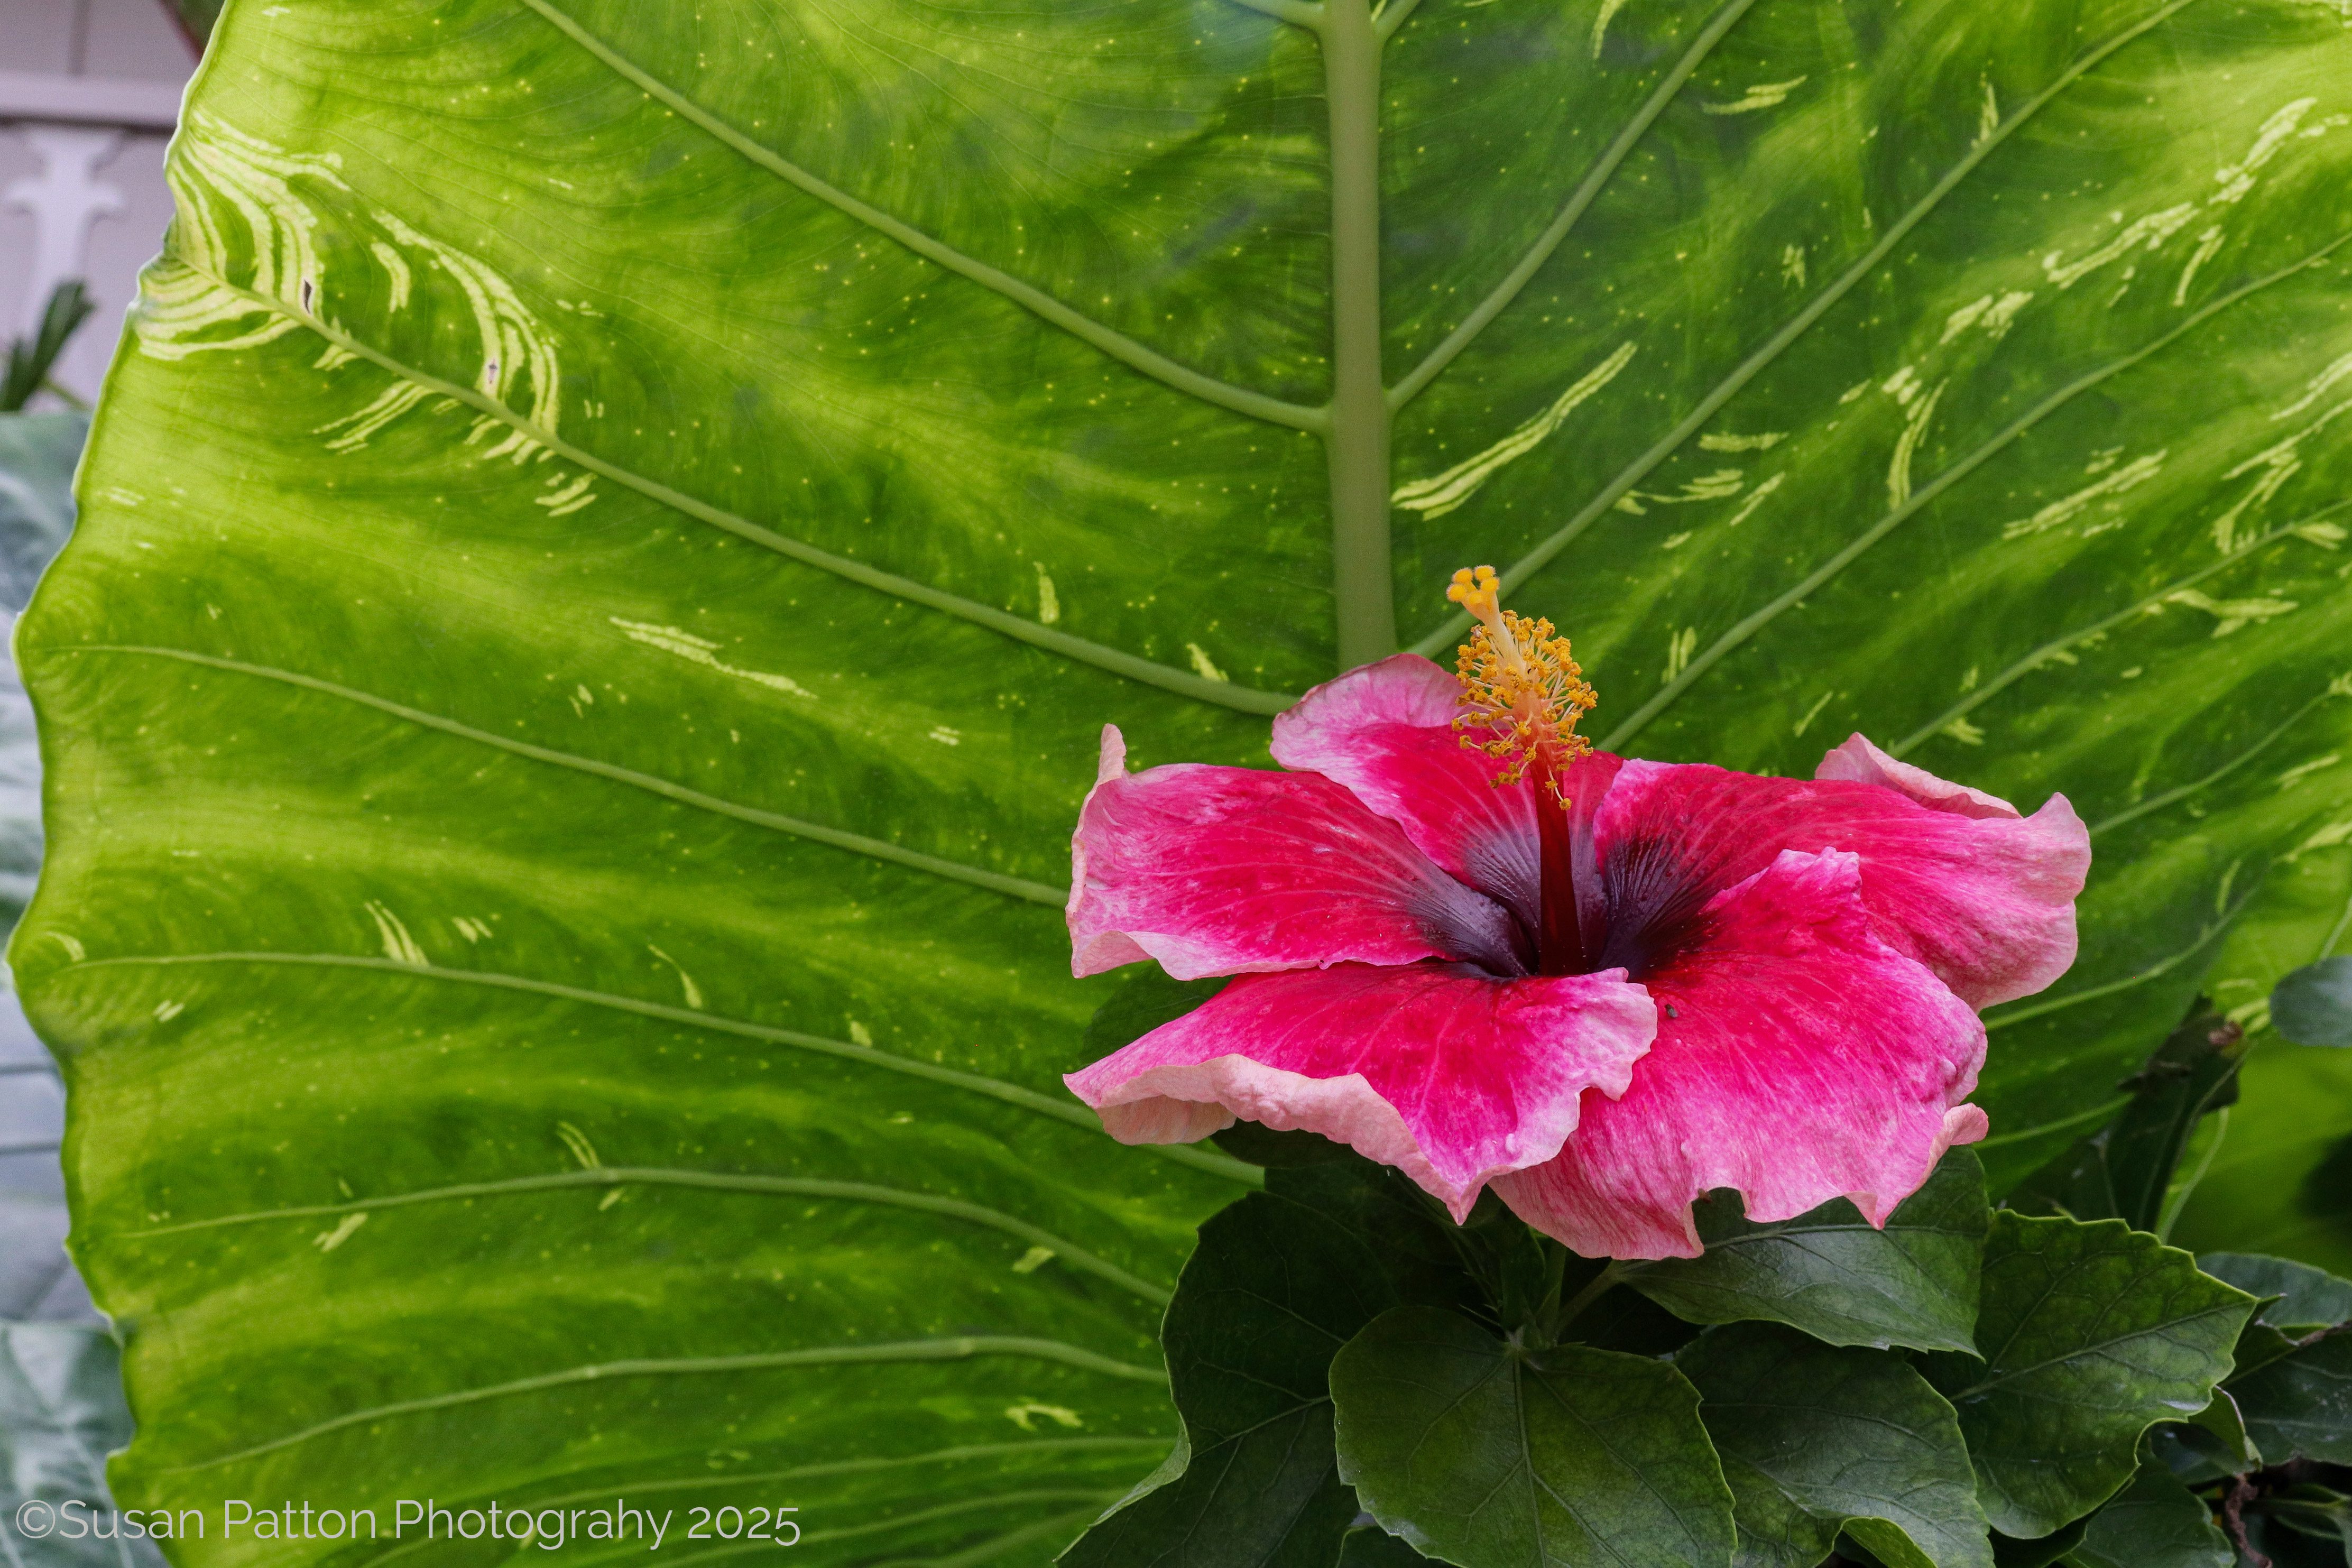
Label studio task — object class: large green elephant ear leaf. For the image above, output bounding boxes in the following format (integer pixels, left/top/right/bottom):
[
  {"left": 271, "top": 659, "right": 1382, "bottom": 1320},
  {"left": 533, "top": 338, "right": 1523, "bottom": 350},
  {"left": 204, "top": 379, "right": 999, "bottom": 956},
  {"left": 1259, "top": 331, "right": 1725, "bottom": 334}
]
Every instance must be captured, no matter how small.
[{"left": 18, "top": 0, "right": 2352, "bottom": 1559}]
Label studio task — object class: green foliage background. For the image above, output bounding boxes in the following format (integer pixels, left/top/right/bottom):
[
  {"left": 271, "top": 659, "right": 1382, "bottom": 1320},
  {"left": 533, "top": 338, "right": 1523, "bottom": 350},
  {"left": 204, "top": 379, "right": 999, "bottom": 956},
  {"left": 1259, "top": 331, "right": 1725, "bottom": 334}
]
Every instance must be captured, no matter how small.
[{"left": 16, "top": 0, "right": 2352, "bottom": 1561}]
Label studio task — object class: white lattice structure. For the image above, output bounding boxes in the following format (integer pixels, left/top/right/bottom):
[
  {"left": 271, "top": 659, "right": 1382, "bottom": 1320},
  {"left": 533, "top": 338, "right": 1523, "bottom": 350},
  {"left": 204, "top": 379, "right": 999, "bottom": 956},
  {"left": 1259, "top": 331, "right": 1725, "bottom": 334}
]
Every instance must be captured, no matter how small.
[{"left": 0, "top": 0, "right": 193, "bottom": 403}]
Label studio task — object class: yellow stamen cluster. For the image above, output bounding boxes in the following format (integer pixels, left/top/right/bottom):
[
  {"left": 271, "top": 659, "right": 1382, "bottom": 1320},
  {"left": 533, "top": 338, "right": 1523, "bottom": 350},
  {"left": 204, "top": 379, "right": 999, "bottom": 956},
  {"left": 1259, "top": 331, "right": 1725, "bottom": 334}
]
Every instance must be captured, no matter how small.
[{"left": 1447, "top": 566, "right": 1597, "bottom": 792}]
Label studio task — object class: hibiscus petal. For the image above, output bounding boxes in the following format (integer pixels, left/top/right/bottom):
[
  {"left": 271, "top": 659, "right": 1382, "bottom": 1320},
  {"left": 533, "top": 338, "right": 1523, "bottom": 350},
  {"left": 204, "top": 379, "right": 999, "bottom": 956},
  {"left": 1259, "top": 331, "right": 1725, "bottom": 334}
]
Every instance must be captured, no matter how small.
[
  {"left": 1816, "top": 732, "right": 2023, "bottom": 821},
  {"left": 1268, "top": 654, "right": 1548, "bottom": 923},
  {"left": 1592, "top": 746, "right": 2087, "bottom": 1009},
  {"left": 1064, "top": 962, "right": 1657, "bottom": 1219},
  {"left": 1494, "top": 848, "right": 1987, "bottom": 1260},
  {"left": 1068, "top": 726, "right": 1525, "bottom": 980}
]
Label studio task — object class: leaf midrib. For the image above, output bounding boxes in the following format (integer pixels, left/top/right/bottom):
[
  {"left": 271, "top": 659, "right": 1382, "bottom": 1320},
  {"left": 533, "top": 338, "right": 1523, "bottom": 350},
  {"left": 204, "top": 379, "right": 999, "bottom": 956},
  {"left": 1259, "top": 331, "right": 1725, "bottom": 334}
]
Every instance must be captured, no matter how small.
[
  {"left": 511, "top": 0, "right": 1767, "bottom": 675},
  {"left": 1953, "top": 1299, "right": 2243, "bottom": 1401}
]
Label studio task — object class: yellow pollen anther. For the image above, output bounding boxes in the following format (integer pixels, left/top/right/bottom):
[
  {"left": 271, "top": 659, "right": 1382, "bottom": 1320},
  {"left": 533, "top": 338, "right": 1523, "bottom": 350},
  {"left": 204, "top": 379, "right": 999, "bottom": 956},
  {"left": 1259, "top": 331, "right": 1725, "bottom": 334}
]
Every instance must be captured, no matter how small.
[
  {"left": 1447, "top": 566, "right": 1527, "bottom": 679},
  {"left": 1447, "top": 565, "right": 1597, "bottom": 792},
  {"left": 1447, "top": 564, "right": 1502, "bottom": 620}
]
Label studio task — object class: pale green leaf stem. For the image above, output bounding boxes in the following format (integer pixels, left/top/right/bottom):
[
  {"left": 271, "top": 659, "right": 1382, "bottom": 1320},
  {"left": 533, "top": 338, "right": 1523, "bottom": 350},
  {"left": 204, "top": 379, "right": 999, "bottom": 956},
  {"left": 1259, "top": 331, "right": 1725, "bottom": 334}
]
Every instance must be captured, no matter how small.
[
  {"left": 1232, "top": 0, "right": 1329, "bottom": 29},
  {"left": 1322, "top": 0, "right": 1398, "bottom": 662},
  {"left": 1371, "top": 0, "right": 1423, "bottom": 44}
]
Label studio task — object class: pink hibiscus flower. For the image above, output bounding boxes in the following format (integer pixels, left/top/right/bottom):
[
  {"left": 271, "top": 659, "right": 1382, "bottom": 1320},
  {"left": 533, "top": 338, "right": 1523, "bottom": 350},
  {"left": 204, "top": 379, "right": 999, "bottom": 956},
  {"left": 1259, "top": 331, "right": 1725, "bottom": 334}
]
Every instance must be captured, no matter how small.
[{"left": 1063, "top": 569, "right": 2090, "bottom": 1259}]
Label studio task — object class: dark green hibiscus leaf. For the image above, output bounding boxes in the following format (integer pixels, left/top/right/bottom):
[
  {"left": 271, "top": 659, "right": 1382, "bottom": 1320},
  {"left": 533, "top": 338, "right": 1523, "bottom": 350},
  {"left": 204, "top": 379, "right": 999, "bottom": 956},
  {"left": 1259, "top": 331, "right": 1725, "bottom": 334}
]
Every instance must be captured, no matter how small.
[
  {"left": 1341, "top": 1529, "right": 1437, "bottom": 1568},
  {"left": 1985, "top": 1518, "right": 2089, "bottom": 1568},
  {"left": 1278, "top": 1161, "right": 1694, "bottom": 1353},
  {"left": 1331, "top": 1306, "right": 1734, "bottom": 1568},
  {"left": 1212, "top": 1122, "right": 1358, "bottom": 1170},
  {"left": 2274, "top": 959, "right": 2352, "bottom": 1049},
  {"left": 1062, "top": 1191, "right": 1396, "bottom": 1568},
  {"left": 1561, "top": 1261, "right": 1704, "bottom": 1358},
  {"left": 2007, "top": 1002, "right": 2247, "bottom": 1233},
  {"left": 2227, "top": 1329, "right": 2352, "bottom": 1467},
  {"left": 1267, "top": 1158, "right": 1489, "bottom": 1320},
  {"left": 1619, "top": 1148, "right": 1987, "bottom": 1353},
  {"left": 2163, "top": 1387, "right": 2262, "bottom": 1479},
  {"left": 2201, "top": 1253, "right": 2352, "bottom": 1333},
  {"left": 2065, "top": 1462, "right": 2234, "bottom": 1568},
  {"left": 2231, "top": 1320, "right": 2306, "bottom": 1382},
  {"left": 2251, "top": 1486, "right": 2352, "bottom": 1566},
  {"left": 2145, "top": 1422, "right": 2253, "bottom": 1488},
  {"left": 1922, "top": 1213, "right": 2253, "bottom": 1537},
  {"left": 1677, "top": 1322, "right": 1992, "bottom": 1568},
  {"left": 2238, "top": 1506, "right": 2352, "bottom": 1568},
  {"left": 2262, "top": 1486, "right": 2352, "bottom": 1562}
]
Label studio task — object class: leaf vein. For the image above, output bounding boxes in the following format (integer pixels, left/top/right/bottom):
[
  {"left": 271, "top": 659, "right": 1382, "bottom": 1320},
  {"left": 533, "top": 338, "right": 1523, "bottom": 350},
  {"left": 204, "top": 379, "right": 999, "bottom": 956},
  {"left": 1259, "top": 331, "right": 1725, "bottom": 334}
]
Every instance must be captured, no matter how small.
[
  {"left": 1982, "top": 880, "right": 2262, "bottom": 1031},
  {"left": 129, "top": 1167, "right": 1170, "bottom": 1305},
  {"left": 1388, "top": 0, "right": 1759, "bottom": 411},
  {"left": 63, "top": 644, "right": 1067, "bottom": 905},
  {"left": 1409, "top": 0, "right": 2207, "bottom": 658},
  {"left": 514, "top": 0, "right": 1326, "bottom": 435},
  {"left": 162, "top": 1339, "right": 1165, "bottom": 1471},
  {"left": 175, "top": 273, "right": 1295, "bottom": 716},
  {"left": 66, "top": 951, "right": 1257, "bottom": 1184},
  {"left": 1890, "top": 503, "right": 2351, "bottom": 758},
  {"left": 1600, "top": 233, "right": 2349, "bottom": 751}
]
